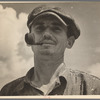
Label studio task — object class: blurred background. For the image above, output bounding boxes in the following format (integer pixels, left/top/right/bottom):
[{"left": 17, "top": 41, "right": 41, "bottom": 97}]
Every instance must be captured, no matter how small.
[{"left": 0, "top": 1, "right": 100, "bottom": 90}]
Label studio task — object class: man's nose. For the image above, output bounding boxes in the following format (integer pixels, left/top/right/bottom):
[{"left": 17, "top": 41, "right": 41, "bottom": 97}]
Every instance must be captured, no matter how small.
[{"left": 43, "top": 29, "right": 52, "bottom": 39}]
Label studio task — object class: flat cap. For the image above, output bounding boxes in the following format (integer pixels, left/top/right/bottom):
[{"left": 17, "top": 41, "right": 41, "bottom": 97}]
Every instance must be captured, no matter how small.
[{"left": 27, "top": 5, "right": 80, "bottom": 39}]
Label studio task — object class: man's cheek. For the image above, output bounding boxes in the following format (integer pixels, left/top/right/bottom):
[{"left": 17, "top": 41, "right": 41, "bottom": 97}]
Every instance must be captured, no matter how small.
[{"left": 55, "top": 44, "right": 64, "bottom": 53}]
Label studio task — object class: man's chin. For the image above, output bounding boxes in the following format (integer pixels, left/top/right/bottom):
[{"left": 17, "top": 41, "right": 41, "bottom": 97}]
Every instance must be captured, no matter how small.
[{"left": 39, "top": 49, "right": 54, "bottom": 55}]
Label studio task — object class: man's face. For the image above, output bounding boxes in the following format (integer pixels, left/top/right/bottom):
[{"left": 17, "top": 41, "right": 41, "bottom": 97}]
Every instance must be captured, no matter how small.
[{"left": 31, "top": 14, "right": 68, "bottom": 56}]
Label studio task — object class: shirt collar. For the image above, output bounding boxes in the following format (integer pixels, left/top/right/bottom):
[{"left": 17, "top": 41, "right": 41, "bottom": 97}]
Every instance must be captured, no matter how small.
[
  {"left": 50, "top": 62, "right": 66, "bottom": 80},
  {"left": 14, "top": 63, "right": 68, "bottom": 95},
  {"left": 24, "top": 62, "right": 66, "bottom": 85},
  {"left": 38, "top": 62, "right": 66, "bottom": 95}
]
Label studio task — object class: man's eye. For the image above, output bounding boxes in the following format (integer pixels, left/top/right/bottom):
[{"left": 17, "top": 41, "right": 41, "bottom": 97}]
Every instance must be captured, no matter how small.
[
  {"left": 35, "top": 26, "right": 45, "bottom": 31},
  {"left": 52, "top": 26, "right": 62, "bottom": 32}
]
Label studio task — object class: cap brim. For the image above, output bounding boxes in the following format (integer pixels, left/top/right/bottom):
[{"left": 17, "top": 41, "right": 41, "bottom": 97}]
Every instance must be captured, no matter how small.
[{"left": 29, "top": 11, "right": 68, "bottom": 27}]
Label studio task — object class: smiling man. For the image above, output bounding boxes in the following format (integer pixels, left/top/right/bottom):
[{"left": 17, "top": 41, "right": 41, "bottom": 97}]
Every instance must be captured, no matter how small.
[{"left": 0, "top": 5, "right": 100, "bottom": 96}]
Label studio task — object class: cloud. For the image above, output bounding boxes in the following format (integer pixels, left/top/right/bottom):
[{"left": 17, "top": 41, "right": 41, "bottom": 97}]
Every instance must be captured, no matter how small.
[
  {"left": 95, "top": 47, "right": 100, "bottom": 53},
  {"left": 0, "top": 5, "right": 33, "bottom": 89}
]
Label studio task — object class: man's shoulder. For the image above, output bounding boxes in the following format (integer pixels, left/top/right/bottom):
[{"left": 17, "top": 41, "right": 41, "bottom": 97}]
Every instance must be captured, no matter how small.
[
  {"left": 0, "top": 76, "right": 25, "bottom": 96},
  {"left": 65, "top": 67, "right": 100, "bottom": 82},
  {"left": 64, "top": 68, "right": 100, "bottom": 94},
  {"left": 72, "top": 69, "right": 100, "bottom": 81},
  {"left": 64, "top": 67, "right": 99, "bottom": 79}
]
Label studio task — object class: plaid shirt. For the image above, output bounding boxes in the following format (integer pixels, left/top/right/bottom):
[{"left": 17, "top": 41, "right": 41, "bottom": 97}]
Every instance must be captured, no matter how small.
[{"left": 0, "top": 65, "right": 100, "bottom": 95}]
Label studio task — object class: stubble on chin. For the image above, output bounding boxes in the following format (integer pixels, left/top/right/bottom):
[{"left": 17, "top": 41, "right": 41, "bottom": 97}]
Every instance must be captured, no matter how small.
[{"left": 39, "top": 49, "right": 54, "bottom": 56}]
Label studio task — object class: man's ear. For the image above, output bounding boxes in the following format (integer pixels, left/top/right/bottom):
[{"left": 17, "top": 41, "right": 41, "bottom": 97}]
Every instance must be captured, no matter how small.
[{"left": 66, "top": 36, "right": 75, "bottom": 49}]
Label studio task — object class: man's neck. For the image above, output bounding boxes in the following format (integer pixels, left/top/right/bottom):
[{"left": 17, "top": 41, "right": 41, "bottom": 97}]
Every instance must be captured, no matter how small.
[{"left": 32, "top": 54, "right": 64, "bottom": 87}]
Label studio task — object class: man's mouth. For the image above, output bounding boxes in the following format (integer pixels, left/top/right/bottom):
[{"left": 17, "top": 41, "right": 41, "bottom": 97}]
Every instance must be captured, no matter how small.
[
  {"left": 42, "top": 42, "right": 55, "bottom": 45},
  {"left": 40, "top": 40, "right": 56, "bottom": 45}
]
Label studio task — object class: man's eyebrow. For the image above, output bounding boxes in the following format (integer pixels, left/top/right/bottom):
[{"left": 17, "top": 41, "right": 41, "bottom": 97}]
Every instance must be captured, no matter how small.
[
  {"left": 33, "top": 22, "right": 44, "bottom": 26},
  {"left": 52, "top": 22, "right": 63, "bottom": 26}
]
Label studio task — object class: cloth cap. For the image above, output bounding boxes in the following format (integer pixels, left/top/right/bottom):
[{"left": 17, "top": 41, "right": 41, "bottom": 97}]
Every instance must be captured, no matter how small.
[{"left": 27, "top": 5, "right": 80, "bottom": 39}]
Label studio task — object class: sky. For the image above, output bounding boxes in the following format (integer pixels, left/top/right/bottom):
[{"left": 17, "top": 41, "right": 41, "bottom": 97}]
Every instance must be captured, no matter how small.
[{"left": 0, "top": 1, "right": 100, "bottom": 90}]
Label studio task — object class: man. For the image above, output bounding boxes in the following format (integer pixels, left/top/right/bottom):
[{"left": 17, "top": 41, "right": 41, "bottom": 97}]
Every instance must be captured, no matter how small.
[{"left": 0, "top": 5, "right": 100, "bottom": 95}]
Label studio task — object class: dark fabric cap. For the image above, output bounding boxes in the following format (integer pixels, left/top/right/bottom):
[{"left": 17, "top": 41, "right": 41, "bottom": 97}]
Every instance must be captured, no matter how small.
[{"left": 27, "top": 5, "right": 80, "bottom": 39}]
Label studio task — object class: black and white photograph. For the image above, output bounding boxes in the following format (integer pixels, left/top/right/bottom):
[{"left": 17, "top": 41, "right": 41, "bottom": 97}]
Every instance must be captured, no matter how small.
[{"left": 0, "top": 1, "right": 100, "bottom": 96}]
